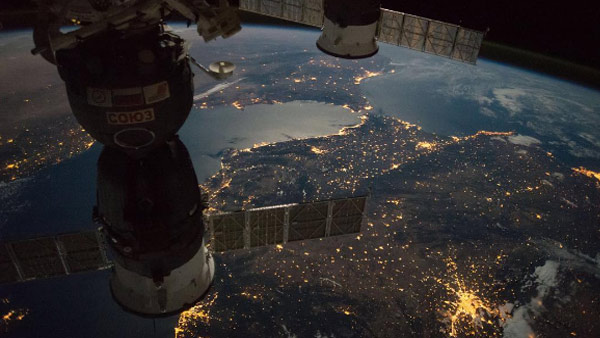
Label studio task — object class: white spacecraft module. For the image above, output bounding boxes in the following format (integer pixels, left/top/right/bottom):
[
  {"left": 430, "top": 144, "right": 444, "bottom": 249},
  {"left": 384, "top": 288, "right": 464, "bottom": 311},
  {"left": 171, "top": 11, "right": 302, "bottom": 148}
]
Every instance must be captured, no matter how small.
[{"left": 239, "top": 0, "right": 486, "bottom": 64}]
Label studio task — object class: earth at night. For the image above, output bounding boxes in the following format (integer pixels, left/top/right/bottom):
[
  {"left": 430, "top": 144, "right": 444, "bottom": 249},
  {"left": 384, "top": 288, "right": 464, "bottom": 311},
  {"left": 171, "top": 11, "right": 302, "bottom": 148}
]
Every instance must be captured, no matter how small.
[{"left": 0, "top": 24, "right": 599, "bottom": 338}]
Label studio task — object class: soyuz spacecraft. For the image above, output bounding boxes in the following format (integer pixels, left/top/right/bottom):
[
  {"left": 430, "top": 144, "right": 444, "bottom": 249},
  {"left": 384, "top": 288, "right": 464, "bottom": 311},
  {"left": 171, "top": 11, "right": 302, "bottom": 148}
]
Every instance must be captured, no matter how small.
[{"left": 0, "top": 0, "right": 483, "bottom": 317}]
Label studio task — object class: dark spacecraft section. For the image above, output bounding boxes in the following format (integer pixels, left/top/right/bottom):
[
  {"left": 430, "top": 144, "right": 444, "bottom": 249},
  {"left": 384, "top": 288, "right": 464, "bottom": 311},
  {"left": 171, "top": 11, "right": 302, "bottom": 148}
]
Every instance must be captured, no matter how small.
[
  {"left": 95, "top": 137, "right": 204, "bottom": 278},
  {"left": 55, "top": 25, "right": 194, "bottom": 157}
]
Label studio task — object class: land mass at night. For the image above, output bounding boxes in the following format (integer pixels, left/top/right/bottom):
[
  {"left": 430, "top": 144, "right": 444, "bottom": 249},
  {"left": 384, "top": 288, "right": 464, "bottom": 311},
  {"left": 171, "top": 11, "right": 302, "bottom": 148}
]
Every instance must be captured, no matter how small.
[{"left": 189, "top": 114, "right": 600, "bottom": 337}]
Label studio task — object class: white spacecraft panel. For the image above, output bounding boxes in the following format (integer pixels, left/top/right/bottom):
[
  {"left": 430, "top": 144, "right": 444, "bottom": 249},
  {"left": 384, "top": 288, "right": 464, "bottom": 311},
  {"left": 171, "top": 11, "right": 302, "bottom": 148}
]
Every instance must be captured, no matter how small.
[
  {"left": 209, "top": 196, "right": 367, "bottom": 252},
  {"left": 239, "top": 0, "right": 324, "bottom": 28},
  {"left": 0, "top": 231, "right": 111, "bottom": 284},
  {"left": 378, "top": 9, "right": 484, "bottom": 64}
]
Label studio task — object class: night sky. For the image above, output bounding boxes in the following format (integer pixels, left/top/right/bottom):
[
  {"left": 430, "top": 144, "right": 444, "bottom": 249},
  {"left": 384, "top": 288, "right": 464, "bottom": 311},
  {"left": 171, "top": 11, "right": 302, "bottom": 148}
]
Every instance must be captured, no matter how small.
[
  {"left": 1, "top": 1, "right": 599, "bottom": 71},
  {"left": 381, "top": 0, "right": 600, "bottom": 70}
]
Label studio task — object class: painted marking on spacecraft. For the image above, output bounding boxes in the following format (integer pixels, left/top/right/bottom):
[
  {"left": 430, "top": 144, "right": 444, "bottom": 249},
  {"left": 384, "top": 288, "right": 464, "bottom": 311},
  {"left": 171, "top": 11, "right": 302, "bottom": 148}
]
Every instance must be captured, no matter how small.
[
  {"left": 87, "top": 87, "right": 112, "bottom": 107},
  {"left": 143, "top": 81, "right": 171, "bottom": 104},
  {"left": 87, "top": 81, "right": 171, "bottom": 107},
  {"left": 112, "top": 87, "right": 144, "bottom": 107},
  {"left": 106, "top": 108, "right": 155, "bottom": 125}
]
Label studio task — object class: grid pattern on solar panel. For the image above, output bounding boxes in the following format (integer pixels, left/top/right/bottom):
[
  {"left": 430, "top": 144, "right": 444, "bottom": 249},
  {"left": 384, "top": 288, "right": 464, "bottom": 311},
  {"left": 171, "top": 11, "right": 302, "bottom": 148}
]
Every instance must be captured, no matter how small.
[
  {"left": 378, "top": 9, "right": 483, "bottom": 64},
  {"left": 401, "top": 15, "right": 428, "bottom": 50},
  {"left": 59, "top": 232, "right": 107, "bottom": 273},
  {"left": 451, "top": 28, "right": 483, "bottom": 64},
  {"left": 239, "top": 0, "right": 324, "bottom": 27},
  {"left": 330, "top": 197, "right": 365, "bottom": 236},
  {"left": 0, "top": 244, "right": 20, "bottom": 284},
  {"left": 425, "top": 21, "right": 458, "bottom": 57},
  {"left": 249, "top": 208, "right": 285, "bottom": 247},
  {"left": 208, "top": 196, "right": 366, "bottom": 252},
  {"left": 0, "top": 231, "right": 111, "bottom": 284},
  {"left": 288, "top": 201, "right": 328, "bottom": 242},
  {"left": 11, "top": 237, "right": 65, "bottom": 280},
  {"left": 211, "top": 212, "right": 245, "bottom": 252}
]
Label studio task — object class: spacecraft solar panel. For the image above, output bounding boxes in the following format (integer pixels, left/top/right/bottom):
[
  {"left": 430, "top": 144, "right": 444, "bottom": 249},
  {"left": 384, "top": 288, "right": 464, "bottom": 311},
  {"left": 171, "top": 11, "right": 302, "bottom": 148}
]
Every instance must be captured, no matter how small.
[
  {"left": 210, "top": 211, "right": 246, "bottom": 252},
  {"left": 59, "top": 231, "right": 110, "bottom": 273},
  {"left": 451, "top": 27, "right": 484, "bottom": 64},
  {"left": 10, "top": 237, "right": 65, "bottom": 280},
  {"left": 239, "top": 0, "right": 324, "bottom": 28},
  {"left": 287, "top": 200, "right": 328, "bottom": 242},
  {"left": 249, "top": 207, "right": 286, "bottom": 247},
  {"left": 209, "top": 196, "right": 367, "bottom": 252},
  {"left": 378, "top": 9, "right": 484, "bottom": 64},
  {"left": 330, "top": 196, "right": 366, "bottom": 236},
  {"left": 0, "top": 230, "right": 111, "bottom": 284},
  {"left": 0, "top": 244, "right": 20, "bottom": 284}
]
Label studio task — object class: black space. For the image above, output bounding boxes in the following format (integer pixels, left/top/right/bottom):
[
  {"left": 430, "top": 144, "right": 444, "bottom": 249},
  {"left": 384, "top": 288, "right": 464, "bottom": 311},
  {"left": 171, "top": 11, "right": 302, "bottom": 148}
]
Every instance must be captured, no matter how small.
[
  {"left": 1, "top": 1, "right": 599, "bottom": 73},
  {"left": 380, "top": 0, "right": 600, "bottom": 70}
]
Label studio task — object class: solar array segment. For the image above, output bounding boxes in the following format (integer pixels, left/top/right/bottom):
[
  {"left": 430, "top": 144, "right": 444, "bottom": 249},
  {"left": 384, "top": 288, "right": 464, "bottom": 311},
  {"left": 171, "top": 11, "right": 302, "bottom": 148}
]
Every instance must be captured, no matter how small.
[
  {"left": 239, "top": 0, "right": 325, "bottom": 28},
  {"left": 239, "top": 2, "right": 483, "bottom": 64},
  {"left": 0, "top": 231, "right": 111, "bottom": 284},
  {"left": 0, "top": 197, "right": 366, "bottom": 283},
  {"left": 208, "top": 196, "right": 367, "bottom": 252},
  {"left": 378, "top": 8, "right": 484, "bottom": 64}
]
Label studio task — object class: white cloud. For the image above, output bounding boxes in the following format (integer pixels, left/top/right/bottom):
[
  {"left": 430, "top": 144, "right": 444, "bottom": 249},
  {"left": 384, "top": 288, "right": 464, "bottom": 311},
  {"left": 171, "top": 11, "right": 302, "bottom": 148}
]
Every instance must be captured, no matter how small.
[
  {"left": 492, "top": 88, "right": 526, "bottom": 115},
  {"left": 502, "top": 260, "right": 560, "bottom": 338},
  {"left": 507, "top": 135, "right": 541, "bottom": 146},
  {"left": 534, "top": 260, "right": 560, "bottom": 297},
  {"left": 480, "top": 107, "right": 497, "bottom": 118},
  {"left": 503, "top": 306, "right": 534, "bottom": 338},
  {"left": 281, "top": 325, "right": 297, "bottom": 338},
  {"left": 315, "top": 330, "right": 336, "bottom": 338}
]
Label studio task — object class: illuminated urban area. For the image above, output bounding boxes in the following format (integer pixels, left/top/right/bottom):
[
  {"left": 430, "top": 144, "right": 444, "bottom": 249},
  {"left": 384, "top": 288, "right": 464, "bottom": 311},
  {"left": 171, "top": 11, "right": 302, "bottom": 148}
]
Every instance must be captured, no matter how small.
[{"left": 181, "top": 112, "right": 600, "bottom": 336}]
